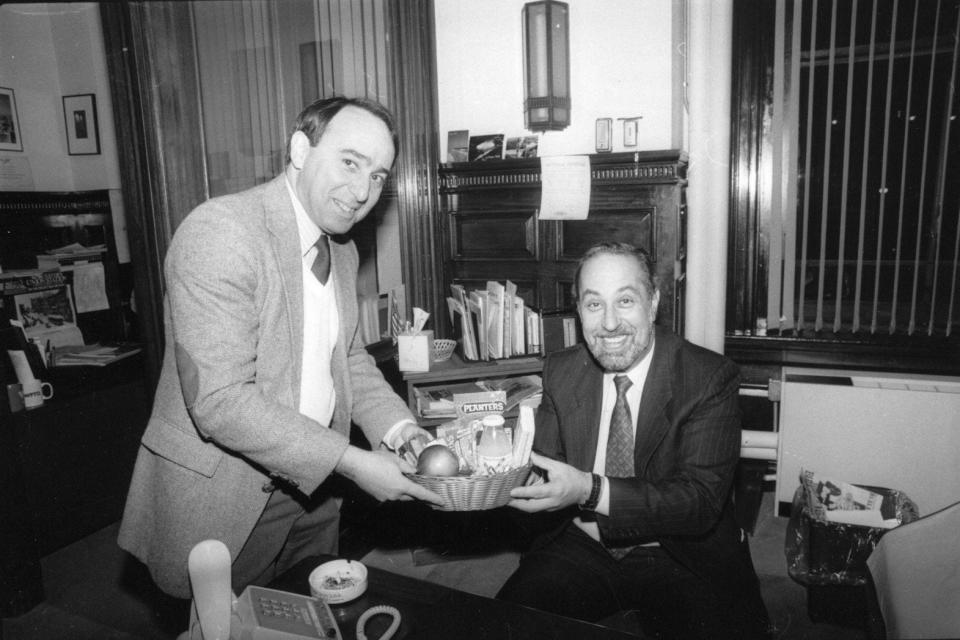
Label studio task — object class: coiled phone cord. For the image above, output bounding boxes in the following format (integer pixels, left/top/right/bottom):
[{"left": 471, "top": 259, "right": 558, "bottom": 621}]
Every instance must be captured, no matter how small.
[{"left": 356, "top": 605, "right": 401, "bottom": 640}]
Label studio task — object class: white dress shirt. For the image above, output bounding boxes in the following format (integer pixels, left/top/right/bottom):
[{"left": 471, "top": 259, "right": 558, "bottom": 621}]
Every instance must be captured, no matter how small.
[
  {"left": 574, "top": 339, "right": 655, "bottom": 542},
  {"left": 286, "top": 179, "right": 414, "bottom": 447},
  {"left": 288, "top": 179, "right": 338, "bottom": 427}
]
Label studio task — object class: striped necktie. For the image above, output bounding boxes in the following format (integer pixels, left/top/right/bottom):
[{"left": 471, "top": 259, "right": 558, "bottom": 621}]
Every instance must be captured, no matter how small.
[
  {"left": 605, "top": 375, "right": 634, "bottom": 478},
  {"left": 311, "top": 235, "right": 331, "bottom": 285},
  {"left": 604, "top": 374, "right": 636, "bottom": 560}
]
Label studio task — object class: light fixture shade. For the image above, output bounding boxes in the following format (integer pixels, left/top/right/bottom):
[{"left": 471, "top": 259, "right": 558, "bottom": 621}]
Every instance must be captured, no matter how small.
[{"left": 522, "top": 1, "right": 570, "bottom": 131}]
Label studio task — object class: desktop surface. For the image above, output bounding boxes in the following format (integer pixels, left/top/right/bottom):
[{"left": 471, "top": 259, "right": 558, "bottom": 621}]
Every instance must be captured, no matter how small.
[{"left": 270, "top": 554, "right": 639, "bottom": 640}]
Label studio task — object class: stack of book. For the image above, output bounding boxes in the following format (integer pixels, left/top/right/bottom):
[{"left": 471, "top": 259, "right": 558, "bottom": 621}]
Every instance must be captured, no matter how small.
[
  {"left": 446, "top": 281, "right": 544, "bottom": 361},
  {"left": 51, "top": 343, "right": 141, "bottom": 367}
]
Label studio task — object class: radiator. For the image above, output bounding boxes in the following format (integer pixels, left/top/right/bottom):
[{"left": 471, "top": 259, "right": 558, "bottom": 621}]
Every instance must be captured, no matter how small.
[{"left": 776, "top": 367, "right": 960, "bottom": 517}]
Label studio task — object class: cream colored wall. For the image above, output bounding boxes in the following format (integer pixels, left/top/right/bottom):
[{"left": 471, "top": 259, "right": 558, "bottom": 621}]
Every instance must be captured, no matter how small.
[
  {"left": 0, "top": 3, "right": 120, "bottom": 192},
  {"left": 0, "top": 3, "right": 129, "bottom": 262},
  {"left": 434, "top": 0, "right": 682, "bottom": 159}
]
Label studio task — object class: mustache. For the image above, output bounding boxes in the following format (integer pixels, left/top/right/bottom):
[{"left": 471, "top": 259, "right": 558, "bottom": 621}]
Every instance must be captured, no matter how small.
[{"left": 596, "top": 329, "right": 634, "bottom": 338}]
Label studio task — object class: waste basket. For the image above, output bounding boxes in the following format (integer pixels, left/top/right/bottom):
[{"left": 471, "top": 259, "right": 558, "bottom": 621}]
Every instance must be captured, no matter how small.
[{"left": 784, "top": 476, "right": 918, "bottom": 629}]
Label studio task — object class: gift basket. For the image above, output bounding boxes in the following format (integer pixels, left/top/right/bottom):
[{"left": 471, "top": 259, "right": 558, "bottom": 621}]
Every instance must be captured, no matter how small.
[{"left": 400, "top": 390, "right": 535, "bottom": 511}]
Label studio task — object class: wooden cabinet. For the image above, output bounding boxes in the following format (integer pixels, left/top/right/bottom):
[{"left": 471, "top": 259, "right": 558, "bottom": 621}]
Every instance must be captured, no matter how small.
[
  {"left": 4, "top": 355, "right": 149, "bottom": 556},
  {"left": 438, "top": 150, "right": 688, "bottom": 334}
]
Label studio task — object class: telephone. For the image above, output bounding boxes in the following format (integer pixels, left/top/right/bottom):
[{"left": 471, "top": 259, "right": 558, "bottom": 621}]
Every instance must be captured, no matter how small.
[
  {"left": 178, "top": 539, "right": 338, "bottom": 640},
  {"left": 181, "top": 540, "right": 399, "bottom": 640}
]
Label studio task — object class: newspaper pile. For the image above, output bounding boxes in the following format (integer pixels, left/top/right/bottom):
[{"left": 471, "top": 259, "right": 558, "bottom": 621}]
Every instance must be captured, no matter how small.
[{"left": 800, "top": 468, "right": 902, "bottom": 529}]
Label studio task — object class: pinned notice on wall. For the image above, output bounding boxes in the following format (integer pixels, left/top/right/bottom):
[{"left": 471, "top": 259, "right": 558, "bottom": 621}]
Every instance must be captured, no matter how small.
[
  {"left": 537, "top": 155, "right": 591, "bottom": 220},
  {"left": 72, "top": 262, "right": 110, "bottom": 313}
]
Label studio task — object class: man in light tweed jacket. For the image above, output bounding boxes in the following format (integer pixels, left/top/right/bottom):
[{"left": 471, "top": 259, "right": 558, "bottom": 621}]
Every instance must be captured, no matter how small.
[{"left": 119, "top": 97, "right": 441, "bottom": 599}]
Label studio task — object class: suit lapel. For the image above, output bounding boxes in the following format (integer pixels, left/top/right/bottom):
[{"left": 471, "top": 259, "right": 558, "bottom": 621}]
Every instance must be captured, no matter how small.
[
  {"left": 263, "top": 175, "right": 305, "bottom": 407},
  {"left": 633, "top": 328, "right": 675, "bottom": 474},
  {"left": 329, "top": 237, "right": 352, "bottom": 433},
  {"left": 565, "top": 349, "right": 604, "bottom": 471}
]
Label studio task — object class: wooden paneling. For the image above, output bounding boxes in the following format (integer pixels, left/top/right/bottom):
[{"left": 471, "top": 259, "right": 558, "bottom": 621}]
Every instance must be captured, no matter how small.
[
  {"left": 100, "top": 2, "right": 209, "bottom": 386},
  {"left": 439, "top": 151, "right": 688, "bottom": 334},
  {"left": 385, "top": 0, "right": 444, "bottom": 325}
]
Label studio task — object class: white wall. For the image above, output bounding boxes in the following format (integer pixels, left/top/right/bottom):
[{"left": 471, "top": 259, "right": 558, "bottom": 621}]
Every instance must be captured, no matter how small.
[
  {"left": 0, "top": 3, "right": 121, "bottom": 192},
  {"left": 0, "top": 3, "right": 129, "bottom": 262},
  {"left": 435, "top": 0, "right": 682, "bottom": 159}
]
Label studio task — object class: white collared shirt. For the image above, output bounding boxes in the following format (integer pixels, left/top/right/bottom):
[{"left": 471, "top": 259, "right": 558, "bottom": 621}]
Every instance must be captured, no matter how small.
[
  {"left": 575, "top": 339, "right": 655, "bottom": 542},
  {"left": 287, "top": 179, "right": 338, "bottom": 427}
]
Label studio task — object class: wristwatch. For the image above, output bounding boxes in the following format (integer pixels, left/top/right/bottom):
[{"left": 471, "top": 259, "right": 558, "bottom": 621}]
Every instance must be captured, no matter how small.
[{"left": 580, "top": 473, "right": 602, "bottom": 511}]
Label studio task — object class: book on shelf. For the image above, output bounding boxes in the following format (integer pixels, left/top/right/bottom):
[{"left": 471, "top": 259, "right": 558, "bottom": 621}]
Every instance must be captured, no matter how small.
[
  {"left": 446, "top": 280, "right": 548, "bottom": 363},
  {"left": 485, "top": 280, "right": 505, "bottom": 359},
  {"left": 467, "top": 290, "right": 488, "bottom": 361},
  {"left": 51, "top": 342, "right": 142, "bottom": 367},
  {"left": 512, "top": 292, "right": 525, "bottom": 356},
  {"left": 0, "top": 268, "right": 68, "bottom": 297},
  {"left": 36, "top": 242, "right": 107, "bottom": 271},
  {"left": 449, "top": 284, "right": 478, "bottom": 360}
]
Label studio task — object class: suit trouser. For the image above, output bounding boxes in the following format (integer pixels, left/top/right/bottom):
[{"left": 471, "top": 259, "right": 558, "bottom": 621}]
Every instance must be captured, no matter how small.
[
  {"left": 497, "top": 524, "right": 728, "bottom": 640},
  {"left": 230, "top": 486, "right": 340, "bottom": 594}
]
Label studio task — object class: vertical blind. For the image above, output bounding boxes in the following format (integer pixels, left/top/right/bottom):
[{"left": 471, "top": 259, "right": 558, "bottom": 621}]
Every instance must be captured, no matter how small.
[{"left": 768, "top": 0, "right": 960, "bottom": 339}]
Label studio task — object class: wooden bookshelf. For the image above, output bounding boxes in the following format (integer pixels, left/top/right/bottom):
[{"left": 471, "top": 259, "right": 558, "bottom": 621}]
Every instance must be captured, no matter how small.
[{"left": 403, "top": 352, "right": 543, "bottom": 426}]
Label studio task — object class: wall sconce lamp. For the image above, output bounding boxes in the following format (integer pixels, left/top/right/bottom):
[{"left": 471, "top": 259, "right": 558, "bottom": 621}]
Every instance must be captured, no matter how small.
[{"left": 522, "top": 1, "right": 570, "bottom": 132}]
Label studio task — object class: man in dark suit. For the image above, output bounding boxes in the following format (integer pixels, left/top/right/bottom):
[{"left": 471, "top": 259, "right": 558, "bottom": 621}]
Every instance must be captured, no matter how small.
[{"left": 498, "top": 242, "right": 770, "bottom": 639}]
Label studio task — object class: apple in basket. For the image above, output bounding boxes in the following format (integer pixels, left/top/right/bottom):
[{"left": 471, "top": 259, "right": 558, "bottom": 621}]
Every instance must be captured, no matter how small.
[{"left": 416, "top": 444, "right": 460, "bottom": 477}]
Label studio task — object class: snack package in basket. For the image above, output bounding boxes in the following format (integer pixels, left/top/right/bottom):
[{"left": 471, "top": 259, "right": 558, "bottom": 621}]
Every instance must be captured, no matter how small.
[{"left": 398, "top": 390, "right": 537, "bottom": 511}]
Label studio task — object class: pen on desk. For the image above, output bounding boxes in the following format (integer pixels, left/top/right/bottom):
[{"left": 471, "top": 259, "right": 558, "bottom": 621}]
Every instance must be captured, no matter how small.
[{"left": 45, "top": 340, "right": 52, "bottom": 366}]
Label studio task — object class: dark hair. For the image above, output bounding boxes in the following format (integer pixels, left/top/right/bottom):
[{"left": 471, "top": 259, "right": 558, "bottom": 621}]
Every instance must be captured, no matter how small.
[
  {"left": 572, "top": 242, "right": 658, "bottom": 302},
  {"left": 284, "top": 96, "right": 399, "bottom": 164}
]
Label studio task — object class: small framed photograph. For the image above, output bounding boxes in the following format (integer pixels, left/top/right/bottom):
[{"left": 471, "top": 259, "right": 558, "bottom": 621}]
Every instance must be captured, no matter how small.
[
  {"left": 623, "top": 119, "right": 638, "bottom": 147},
  {"left": 468, "top": 134, "right": 504, "bottom": 162},
  {"left": 447, "top": 129, "right": 469, "bottom": 163},
  {"left": 504, "top": 135, "right": 539, "bottom": 159},
  {"left": 595, "top": 118, "right": 612, "bottom": 153},
  {"left": 62, "top": 93, "right": 101, "bottom": 156},
  {"left": 0, "top": 87, "right": 24, "bottom": 152}
]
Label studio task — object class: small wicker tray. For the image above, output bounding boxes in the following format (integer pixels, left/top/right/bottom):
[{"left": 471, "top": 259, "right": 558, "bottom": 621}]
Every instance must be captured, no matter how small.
[{"left": 406, "top": 463, "right": 532, "bottom": 511}]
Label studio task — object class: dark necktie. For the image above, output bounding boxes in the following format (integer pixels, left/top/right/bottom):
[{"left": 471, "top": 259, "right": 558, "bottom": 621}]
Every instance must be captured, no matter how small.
[
  {"left": 603, "top": 374, "right": 636, "bottom": 560},
  {"left": 311, "top": 235, "right": 330, "bottom": 285},
  {"left": 605, "top": 375, "right": 634, "bottom": 478}
]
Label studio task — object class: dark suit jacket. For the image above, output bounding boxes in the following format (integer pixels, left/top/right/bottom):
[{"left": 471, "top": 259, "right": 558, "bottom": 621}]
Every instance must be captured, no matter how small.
[{"left": 533, "top": 326, "right": 769, "bottom": 637}]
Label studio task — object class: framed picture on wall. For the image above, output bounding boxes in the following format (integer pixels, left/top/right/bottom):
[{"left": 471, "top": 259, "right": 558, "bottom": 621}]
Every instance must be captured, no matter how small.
[
  {"left": 0, "top": 87, "right": 24, "bottom": 152},
  {"left": 62, "top": 93, "right": 101, "bottom": 156}
]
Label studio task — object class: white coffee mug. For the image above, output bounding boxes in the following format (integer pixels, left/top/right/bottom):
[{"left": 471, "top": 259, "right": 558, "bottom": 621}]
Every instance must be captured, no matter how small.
[{"left": 21, "top": 379, "right": 54, "bottom": 410}]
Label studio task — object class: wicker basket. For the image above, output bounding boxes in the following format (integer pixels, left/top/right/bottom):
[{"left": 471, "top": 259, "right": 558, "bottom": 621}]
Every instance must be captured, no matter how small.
[
  {"left": 432, "top": 338, "right": 457, "bottom": 362},
  {"left": 406, "top": 463, "right": 532, "bottom": 511}
]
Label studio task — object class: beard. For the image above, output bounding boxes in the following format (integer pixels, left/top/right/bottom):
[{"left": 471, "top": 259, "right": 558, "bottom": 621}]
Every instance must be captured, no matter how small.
[{"left": 586, "top": 328, "right": 651, "bottom": 372}]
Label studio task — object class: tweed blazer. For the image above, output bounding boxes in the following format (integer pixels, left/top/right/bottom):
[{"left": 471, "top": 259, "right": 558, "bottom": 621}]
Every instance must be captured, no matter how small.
[
  {"left": 118, "top": 175, "right": 412, "bottom": 597},
  {"left": 533, "top": 327, "right": 770, "bottom": 637}
]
